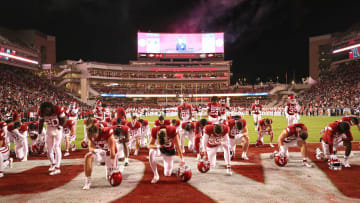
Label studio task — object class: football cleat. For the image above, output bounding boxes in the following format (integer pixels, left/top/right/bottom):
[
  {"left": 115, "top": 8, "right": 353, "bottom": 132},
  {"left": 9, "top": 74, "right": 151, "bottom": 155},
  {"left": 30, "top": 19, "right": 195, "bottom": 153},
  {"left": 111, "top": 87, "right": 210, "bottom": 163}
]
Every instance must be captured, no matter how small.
[
  {"left": 242, "top": 154, "right": 249, "bottom": 160},
  {"left": 83, "top": 180, "right": 91, "bottom": 190},
  {"left": 269, "top": 143, "right": 275, "bottom": 148},
  {"left": 270, "top": 150, "right": 278, "bottom": 159},
  {"left": 196, "top": 154, "right": 201, "bottom": 161},
  {"left": 302, "top": 160, "right": 313, "bottom": 168},
  {"left": 21, "top": 156, "right": 28, "bottom": 162},
  {"left": 49, "top": 164, "right": 56, "bottom": 171},
  {"left": 71, "top": 143, "right": 76, "bottom": 151},
  {"left": 151, "top": 174, "right": 159, "bottom": 184},
  {"left": 315, "top": 148, "right": 324, "bottom": 160},
  {"left": 0, "top": 173, "right": 3, "bottom": 178},
  {"left": 64, "top": 151, "right": 70, "bottom": 157},
  {"left": 50, "top": 169, "right": 61, "bottom": 175},
  {"left": 226, "top": 166, "right": 232, "bottom": 176},
  {"left": 343, "top": 158, "right": 351, "bottom": 168}
]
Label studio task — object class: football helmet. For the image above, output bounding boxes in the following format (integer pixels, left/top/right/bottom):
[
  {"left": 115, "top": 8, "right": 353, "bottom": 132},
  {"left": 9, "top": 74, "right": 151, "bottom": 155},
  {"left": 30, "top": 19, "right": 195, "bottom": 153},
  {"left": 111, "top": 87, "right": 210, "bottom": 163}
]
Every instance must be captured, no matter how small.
[
  {"left": 274, "top": 153, "right": 288, "bottom": 167},
  {"left": 197, "top": 160, "right": 210, "bottom": 173},
  {"left": 29, "top": 131, "right": 38, "bottom": 140},
  {"left": 109, "top": 171, "right": 122, "bottom": 186},
  {"left": 255, "top": 139, "right": 263, "bottom": 147},
  {"left": 32, "top": 142, "right": 45, "bottom": 154},
  {"left": 328, "top": 156, "right": 341, "bottom": 170},
  {"left": 288, "top": 96, "right": 296, "bottom": 104},
  {"left": 81, "top": 140, "right": 88, "bottom": 148},
  {"left": 177, "top": 165, "right": 192, "bottom": 182},
  {"left": 255, "top": 99, "right": 259, "bottom": 105}
]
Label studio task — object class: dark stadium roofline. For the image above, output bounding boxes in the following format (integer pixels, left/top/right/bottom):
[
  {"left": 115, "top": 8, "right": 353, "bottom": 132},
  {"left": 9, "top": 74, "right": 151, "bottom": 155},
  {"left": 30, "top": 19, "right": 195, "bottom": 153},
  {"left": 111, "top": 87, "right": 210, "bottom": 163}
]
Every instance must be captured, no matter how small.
[{"left": 100, "top": 92, "right": 269, "bottom": 98}]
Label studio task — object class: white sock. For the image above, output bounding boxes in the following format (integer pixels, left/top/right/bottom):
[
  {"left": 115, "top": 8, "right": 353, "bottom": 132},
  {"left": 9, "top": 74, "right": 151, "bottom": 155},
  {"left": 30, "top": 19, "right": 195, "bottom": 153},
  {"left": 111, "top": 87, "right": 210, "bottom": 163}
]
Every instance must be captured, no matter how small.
[
  {"left": 242, "top": 152, "right": 247, "bottom": 157},
  {"left": 125, "top": 157, "right": 129, "bottom": 163}
]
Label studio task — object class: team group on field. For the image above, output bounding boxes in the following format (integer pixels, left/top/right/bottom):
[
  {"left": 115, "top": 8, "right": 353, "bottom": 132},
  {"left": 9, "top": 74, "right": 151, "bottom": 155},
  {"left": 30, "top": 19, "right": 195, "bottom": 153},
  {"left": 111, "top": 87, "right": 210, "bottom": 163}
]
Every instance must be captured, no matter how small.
[{"left": 0, "top": 96, "right": 359, "bottom": 189}]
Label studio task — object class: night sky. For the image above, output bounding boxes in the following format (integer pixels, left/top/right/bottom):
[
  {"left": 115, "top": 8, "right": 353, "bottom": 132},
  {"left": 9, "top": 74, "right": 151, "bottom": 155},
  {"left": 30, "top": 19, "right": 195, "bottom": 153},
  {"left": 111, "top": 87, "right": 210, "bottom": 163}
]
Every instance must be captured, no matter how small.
[{"left": 2, "top": 0, "right": 360, "bottom": 84}]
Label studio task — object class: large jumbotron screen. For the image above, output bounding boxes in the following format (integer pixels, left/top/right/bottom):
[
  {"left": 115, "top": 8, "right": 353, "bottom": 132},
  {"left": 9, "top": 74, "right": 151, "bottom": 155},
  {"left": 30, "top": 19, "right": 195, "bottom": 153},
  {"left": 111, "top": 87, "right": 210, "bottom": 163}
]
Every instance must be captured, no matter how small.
[{"left": 137, "top": 32, "right": 224, "bottom": 59}]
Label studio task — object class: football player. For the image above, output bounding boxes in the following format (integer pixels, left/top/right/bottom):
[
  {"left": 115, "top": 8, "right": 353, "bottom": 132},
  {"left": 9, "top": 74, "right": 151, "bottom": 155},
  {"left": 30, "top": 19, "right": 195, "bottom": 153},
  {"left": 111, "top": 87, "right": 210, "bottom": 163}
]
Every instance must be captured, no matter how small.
[
  {"left": 154, "top": 115, "right": 171, "bottom": 127},
  {"left": 202, "top": 123, "right": 232, "bottom": 175},
  {"left": 257, "top": 118, "right": 274, "bottom": 147},
  {"left": 63, "top": 119, "right": 76, "bottom": 157},
  {"left": 178, "top": 101, "right": 192, "bottom": 123},
  {"left": 219, "top": 99, "right": 230, "bottom": 124},
  {"left": 116, "top": 105, "right": 127, "bottom": 121},
  {"left": 285, "top": 96, "right": 300, "bottom": 126},
  {"left": 83, "top": 124, "right": 117, "bottom": 190},
  {"left": 207, "top": 96, "right": 221, "bottom": 124},
  {"left": 148, "top": 125, "right": 185, "bottom": 184},
  {"left": 171, "top": 119, "right": 181, "bottom": 134},
  {"left": 251, "top": 99, "right": 262, "bottom": 131},
  {"left": 194, "top": 119, "right": 212, "bottom": 160},
  {"left": 274, "top": 123, "right": 312, "bottom": 168},
  {"left": 7, "top": 122, "right": 29, "bottom": 161},
  {"left": 228, "top": 116, "right": 249, "bottom": 160},
  {"left": 138, "top": 119, "right": 150, "bottom": 147},
  {"left": 112, "top": 119, "right": 130, "bottom": 166},
  {"left": 0, "top": 124, "right": 12, "bottom": 178},
  {"left": 126, "top": 116, "right": 141, "bottom": 156},
  {"left": 27, "top": 121, "right": 46, "bottom": 153},
  {"left": 179, "top": 121, "right": 195, "bottom": 153},
  {"left": 316, "top": 121, "right": 352, "bottom": 167},
  {"left": 38, "top": 102, "right": 66, "bottom": 175}
]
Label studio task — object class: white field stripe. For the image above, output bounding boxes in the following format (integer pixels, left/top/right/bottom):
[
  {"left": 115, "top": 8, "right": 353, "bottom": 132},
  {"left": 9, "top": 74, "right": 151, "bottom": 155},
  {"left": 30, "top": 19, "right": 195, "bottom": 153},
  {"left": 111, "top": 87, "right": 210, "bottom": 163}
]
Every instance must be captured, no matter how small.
[{"left": 1, "top": 158, "right": 145, "bottom": 203}]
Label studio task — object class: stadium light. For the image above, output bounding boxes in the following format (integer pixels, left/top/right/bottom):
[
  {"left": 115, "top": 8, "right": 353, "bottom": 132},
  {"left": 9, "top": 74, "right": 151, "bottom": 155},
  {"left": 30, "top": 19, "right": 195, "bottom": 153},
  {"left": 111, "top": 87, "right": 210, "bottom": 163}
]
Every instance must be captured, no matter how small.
[
  {"left": 332, "top": 43, "right": 360, "bottom": 54},
  {"left": 0, "top": 52, "right": 39, "bottom": 64}
]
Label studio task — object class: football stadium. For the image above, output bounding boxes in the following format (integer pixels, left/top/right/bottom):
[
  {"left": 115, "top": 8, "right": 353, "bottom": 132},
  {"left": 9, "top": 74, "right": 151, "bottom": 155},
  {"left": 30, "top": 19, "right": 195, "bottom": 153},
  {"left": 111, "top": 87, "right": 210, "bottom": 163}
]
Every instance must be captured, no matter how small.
[{"left": 0, "top": 1, "right": 360, "bottom": 202}]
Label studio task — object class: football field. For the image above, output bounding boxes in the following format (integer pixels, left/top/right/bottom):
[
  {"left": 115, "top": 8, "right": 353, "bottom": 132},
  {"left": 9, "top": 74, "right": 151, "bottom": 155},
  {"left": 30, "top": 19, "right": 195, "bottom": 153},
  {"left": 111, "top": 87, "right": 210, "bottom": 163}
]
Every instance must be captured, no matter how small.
[
  {"left": 2, "top": 115, "right": 360, "bottom": 202},
  {"left": 73, "top": 115, "right": 360, "bottom": 148}
]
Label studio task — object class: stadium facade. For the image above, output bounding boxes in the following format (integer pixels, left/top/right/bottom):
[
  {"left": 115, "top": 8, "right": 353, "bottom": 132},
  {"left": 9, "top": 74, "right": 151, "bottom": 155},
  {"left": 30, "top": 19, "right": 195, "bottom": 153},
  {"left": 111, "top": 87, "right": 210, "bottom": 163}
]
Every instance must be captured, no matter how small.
[{"left": 309, "top": 24, "right": 360, "bottom": 80}]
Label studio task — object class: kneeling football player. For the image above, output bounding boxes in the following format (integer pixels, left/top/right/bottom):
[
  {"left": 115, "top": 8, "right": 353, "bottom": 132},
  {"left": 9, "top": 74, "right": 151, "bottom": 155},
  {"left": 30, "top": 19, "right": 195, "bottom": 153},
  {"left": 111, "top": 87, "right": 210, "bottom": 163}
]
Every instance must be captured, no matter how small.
[
  {"left": 83, "top": 124, "right": 118, "bottom": 190},
  {"left": 316, "top": 121, "right": 352, "bottom": 167},
  {"left": 228, "top": 117, "right": 249, "bottom": 160},
  {"left": 274, "top": 123, "right": 312, "bottom": 167},
  {"left": 202, "top": 124, "right": 232, "bottom": 175},
  {"left": 148, "top": 125, "right": 185, "bottom": 184}
]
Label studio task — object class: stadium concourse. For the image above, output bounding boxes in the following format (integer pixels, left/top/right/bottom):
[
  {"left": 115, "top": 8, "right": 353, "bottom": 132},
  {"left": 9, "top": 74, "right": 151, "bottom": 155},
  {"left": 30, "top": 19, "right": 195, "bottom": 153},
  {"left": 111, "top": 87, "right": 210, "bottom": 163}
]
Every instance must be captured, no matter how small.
[{"left": 0, "top": 65, "right": 360, "bottom": 202}]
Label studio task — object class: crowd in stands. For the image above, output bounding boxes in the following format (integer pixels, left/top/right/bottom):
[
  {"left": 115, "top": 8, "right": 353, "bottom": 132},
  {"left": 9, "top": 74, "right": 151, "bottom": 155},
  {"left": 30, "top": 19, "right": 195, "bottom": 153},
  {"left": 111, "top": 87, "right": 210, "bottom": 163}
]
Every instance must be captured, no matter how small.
[
  {"left": 0, "top": 66, "right": 90, "bottom": 121},
  {"left": 297, "top": 62, "right": 360, "bottom": 116}
]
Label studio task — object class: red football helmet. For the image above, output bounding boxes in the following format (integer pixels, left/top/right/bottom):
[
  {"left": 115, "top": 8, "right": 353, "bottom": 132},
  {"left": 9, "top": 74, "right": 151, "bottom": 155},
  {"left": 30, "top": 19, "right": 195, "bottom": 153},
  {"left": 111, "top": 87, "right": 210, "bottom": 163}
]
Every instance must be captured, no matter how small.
[
  {"left": 197, "top": 160, "right": 210, "bottom": 173},
  {"left": 288, "top": 96, "right": 296, "bottom": 104},
  {"left": 29, "top": 132, "right": 38, "bottom": 140},
  {"left": 177, "top": 165, "right": 192, "bottom": 182},
  {"left": 109, "top": 171, "right": 122, "bottom": 186},
  {"left": 32, "top": 142, "right": 45, "bottom": 154},
  {"left": 81, "top": 140, "right": 88, "bottom": 148},
  {"left": 255, "top": 139, "right": 263, "bottom": 147},
  {"left": 328, "top": 157, "right": 341, "bottom": 170},
  {"left": 274, "top": 154, "right": 288, "bottom": 167}
]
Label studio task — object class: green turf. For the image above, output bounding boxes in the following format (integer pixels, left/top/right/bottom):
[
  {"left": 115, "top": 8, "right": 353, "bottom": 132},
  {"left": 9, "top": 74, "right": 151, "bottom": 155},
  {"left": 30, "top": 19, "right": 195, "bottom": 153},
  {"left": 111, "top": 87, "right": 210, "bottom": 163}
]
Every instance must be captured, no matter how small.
[{"left": 72, "top": 115, "right": 359, "bottom": 149}]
